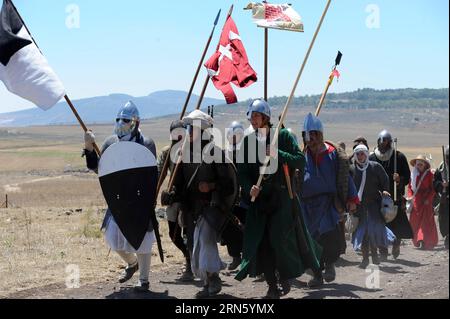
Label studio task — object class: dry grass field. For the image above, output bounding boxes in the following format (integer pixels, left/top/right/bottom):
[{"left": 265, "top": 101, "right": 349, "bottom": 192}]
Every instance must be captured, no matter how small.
[{"left": 0, "top": 106, "right": 448, "bottom": 298}]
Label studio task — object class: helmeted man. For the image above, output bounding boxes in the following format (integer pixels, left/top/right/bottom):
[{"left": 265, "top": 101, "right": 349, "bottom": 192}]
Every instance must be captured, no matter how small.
[
  {"left": 433, "top": 145, "right": 449, "bottom": 249},
  {"left": 235, "top": 100, "right": 322, "bottom": 299},
  {"left": 220, "top": 121, "right": 246, "bottom": 271},
  {"left": 160, "top": 110, "right": 237, "bottom": 298},
  {"left": 157, "top": 119, "right": 194, "bottom": 281},
  {"left": 300, "top": 113, "right": 359, "bottom": 287},
  {"left": 369, "top": 130, "right": 413, "bottom": 260},
  {"left": 83, "top": 101, "right": 157, "bottom": 292}
]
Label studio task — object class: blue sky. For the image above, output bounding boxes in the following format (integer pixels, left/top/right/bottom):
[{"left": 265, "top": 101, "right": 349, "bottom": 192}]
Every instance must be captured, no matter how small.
[{"left": 0, "top": 0, "right": 448, "bottom": 112}]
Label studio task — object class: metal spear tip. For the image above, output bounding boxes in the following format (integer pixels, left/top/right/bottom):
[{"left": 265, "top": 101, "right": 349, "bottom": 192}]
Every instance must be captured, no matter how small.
[
  {"left": 214, "top": 9, "right": 222, "bottom": 26},
  {"left": 228, "top": 4, "right": 234, "bottom": 16},
  {"left": 335, "top": 51, "right": 343, "bottom": 66}
]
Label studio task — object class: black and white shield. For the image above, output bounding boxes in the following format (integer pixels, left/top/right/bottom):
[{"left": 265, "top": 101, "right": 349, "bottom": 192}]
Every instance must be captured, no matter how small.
[{"left": 98, "top": 142, "right": 157, "bottom": 250}]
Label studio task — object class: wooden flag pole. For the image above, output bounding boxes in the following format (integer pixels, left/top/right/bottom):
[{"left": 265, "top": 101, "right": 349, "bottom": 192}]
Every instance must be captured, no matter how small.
[
  {"left": 315, "top": 51, "right": 342, "bottom": 117},
  {"left": 195, "top": 5, "right": 235, "bottom": 110},
  {"left": 251, "top": 0, "right": 333, "bottom": 202},
  {"left": 180, "top": 9, "right": 222, "bottom": 118},
  {"left": 162, "top": 5, "right": 234, "bottom": 199},
  {"left": 8, "top": 0, "right": 101, "bottom": 156},
  {"left": 64, "top": 95, "right": 100, "bottom": 155},
  {"left": 155, "top": 9, "right": 222, "bottom": 202},
  {"left": 264, "top": 27, "right": 269, "bottom": 101}
]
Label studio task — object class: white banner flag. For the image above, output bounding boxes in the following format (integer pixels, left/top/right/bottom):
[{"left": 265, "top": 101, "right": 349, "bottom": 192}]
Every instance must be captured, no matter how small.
[
  {"left": 0, "top": 0, "right": 65, "bottom": 110},
  {"left": 245, "top": 2, "right": 304, "bottom": 33}
]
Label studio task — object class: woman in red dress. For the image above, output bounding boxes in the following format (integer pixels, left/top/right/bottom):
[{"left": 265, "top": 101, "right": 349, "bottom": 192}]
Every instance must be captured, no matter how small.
[{"left": 407, "top": 155, "right": 438, "bottom": 250}]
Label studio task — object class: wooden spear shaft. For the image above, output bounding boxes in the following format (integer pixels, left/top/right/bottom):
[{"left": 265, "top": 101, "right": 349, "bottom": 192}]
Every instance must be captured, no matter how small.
[
  {"left": 315, "top": 70, "right": 335, "bottom": 117},
  {"left": 155, "top": 9, "right": 222, "bottom": 201},
  {"left": 251, "top": 0, "right": 333, "bottom": 202},
  {"left": 394, "top": 138, "right": 398, "bottom": 201},
  {"left": 163, "top": 5, "right": 235, "bottom": 199},
  {"left": 64, "top": 95, "right": 101, "bottom": 155},
  {"left": 264, "top": 28, "right": 269, "bottom": 101},
  {"left": 180, "top": 9, "right": 221, "bottom": 117},
  {"left": 195, "top": 5, "right": 235, "bottom": 110},
  {"left": 8, "top": 0, "right": 101, "bottom": 156},
  {"left": 315, "top": 51, "right": 342, "bottom": 116}
]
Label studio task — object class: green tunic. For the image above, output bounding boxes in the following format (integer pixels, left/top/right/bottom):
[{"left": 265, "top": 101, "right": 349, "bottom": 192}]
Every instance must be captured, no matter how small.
[{"left": 235, "top": 128, "right": 322, "bottom": 281}]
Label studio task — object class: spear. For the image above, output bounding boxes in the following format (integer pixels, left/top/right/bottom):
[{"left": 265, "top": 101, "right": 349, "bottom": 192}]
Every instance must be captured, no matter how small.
[
  {"left": 162, "top": 6, "right": 234, "bottom": 200},
  {"left": 264, "top": 24, "right": 269, "bottom": 101},
  {"left": 315, "top": 51, "right": 342, "bottom": 116},
  {"left": 195, "top": 5, "right": 234, "bottom": 110},
  {"left": 251, "top": 0, "right": 333, "bottom": 202},
  {"left": 7, "top": 0, "right": 101, "bottom": 155},
  {"left": 155, "top": 9, "right": 221, "bottom": 203}
]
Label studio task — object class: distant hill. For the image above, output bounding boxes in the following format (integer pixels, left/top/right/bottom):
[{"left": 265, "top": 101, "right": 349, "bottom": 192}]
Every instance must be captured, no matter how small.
[
  {"left": 0, "top": 90, "right": 224, "bottom": 127},
  {"left": 0, "top": 88, "right": 447, "bottom": 127},
  {"left": 228, "top": 88, "right": 449, "bottom": 110}
]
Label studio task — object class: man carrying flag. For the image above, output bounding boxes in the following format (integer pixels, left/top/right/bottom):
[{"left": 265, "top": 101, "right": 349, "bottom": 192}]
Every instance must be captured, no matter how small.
[
  {"left": 0, "top": 0, "right": 65, "bottom": 110},
  {"left": 204, "top": 15, "right": 257, "bottom": 104}
]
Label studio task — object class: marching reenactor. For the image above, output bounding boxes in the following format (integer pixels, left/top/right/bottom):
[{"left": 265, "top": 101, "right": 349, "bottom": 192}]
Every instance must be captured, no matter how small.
[
  {"left": 300, "top": 113, "right": 359, "bottom": 287},
  {"left": 350, "top": 144, "right": 396, "bottom": 268},
  {"left": 221, "top": 121, "right": 247, "bottom": 271},
  {"left": 235, "top": 100, "right": 322, "bottom": 298},
  {"left": 157, "top": 120, "right": 194, "bottom": 281},
  {"left": 369, "top": 130, "right": 413, "bottom": 260},
  {"left": 83, "top": 101, "right": 159, "bottom": 292},
  {"left": 161, "top": 110, "right": 238, "bottom": 298}
]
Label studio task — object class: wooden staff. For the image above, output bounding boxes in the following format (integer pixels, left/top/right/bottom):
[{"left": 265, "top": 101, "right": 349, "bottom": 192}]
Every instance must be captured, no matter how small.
[
  {"left": 264, "top": 27, "right": 269, "bottom": 101},
  {"left": 155, "top": 9, "right": 222, "bottom": 201},
  {"left": 251, "top": 0, "right": 333, "bottom": 202},
  {"left": 162, "top": 5, "right": 234, "bottom": 199},
  {"left": 315, "top": 51, "right": 342, "bottom": 116},
  {"left": 8, "top": 0, "right": 100, "bottom": 155},
  {"left": 195, "top": 5, "right": 235, "bottom": 110},
  {"left": 394, "top": 138, "right": 398, "bottom": 202},
  {"left": 283, "top": 164, "right": 294, "bottom": 200},
  {"left": 166, "top": 136, "right": 190, "bottom": 192}
]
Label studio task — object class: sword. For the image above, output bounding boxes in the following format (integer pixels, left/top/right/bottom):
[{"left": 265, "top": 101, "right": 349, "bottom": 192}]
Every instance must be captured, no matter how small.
[
  {"left": 283, "top": 164, "right": 310, "bottom": 255},
  {"left": 150, "top": 209, "right": 165, "bottom": 263}
]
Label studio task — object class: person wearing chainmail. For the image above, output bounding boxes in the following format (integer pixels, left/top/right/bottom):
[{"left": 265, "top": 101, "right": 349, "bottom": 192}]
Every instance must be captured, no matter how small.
[
  {"left": 160, "top": 110, "right": 237, "bottom": 298},
  {"left": 369, "top": 130, "right": 413, "bottom": 260},
  {"left": 235, "top": 101, "right": 322, "bottom": 299},
  {"left": 157, "top": 120, "right": 194, "bottom": 282},
  {"left": 300, "top": 113, "right": 359, "bottom": 288},
  {"left": 83, "top": 101, "right": 157, "bottom": 292},
  {"left": 220, "top": 121, "right": 247, "bottom": 271}
]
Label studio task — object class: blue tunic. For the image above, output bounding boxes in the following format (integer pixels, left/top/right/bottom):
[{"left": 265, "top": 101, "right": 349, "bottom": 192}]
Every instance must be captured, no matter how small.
[
  {"left": 301, "top": 144, "right": 358, "bottom": 239},
  {"left": 351, "top": 161, "right": 396, "bottom": 249}
]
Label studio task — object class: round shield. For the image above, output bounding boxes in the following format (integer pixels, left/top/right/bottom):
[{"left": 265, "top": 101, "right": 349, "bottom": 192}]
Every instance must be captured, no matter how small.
[
  {"left": 381, "top": 194, "right": 397, "bottom": 223},
  {"left": 98, "top": 142, "right": 158, "bottom": 250}
]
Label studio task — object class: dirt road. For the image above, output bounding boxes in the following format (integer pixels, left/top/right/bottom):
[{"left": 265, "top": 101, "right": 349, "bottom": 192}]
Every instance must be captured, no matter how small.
[{"left": 5, "top": 239, "right": 448, "bottom": 300}]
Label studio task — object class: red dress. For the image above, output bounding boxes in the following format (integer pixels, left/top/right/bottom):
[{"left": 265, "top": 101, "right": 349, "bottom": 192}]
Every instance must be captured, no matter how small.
[{"left": 408, "top": 170, "right": 438, "bottom": 249}]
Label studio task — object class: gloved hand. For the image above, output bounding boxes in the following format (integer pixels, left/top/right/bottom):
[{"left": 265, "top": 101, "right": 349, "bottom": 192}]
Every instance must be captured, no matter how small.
[
  {"left": 161, "top": 190, "right": 176, "bottom": 206},
  {"left": 84, "top": 130, "right": 96, "bottom": 152}
]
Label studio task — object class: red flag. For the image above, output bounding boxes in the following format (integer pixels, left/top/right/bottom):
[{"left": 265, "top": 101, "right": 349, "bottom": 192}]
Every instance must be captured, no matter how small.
[
  {"left": 332, "top": 69, "right": 341, "bottom": 79},
  {"left": 204, "top": 16, "right": 257, "bottom": 104}
]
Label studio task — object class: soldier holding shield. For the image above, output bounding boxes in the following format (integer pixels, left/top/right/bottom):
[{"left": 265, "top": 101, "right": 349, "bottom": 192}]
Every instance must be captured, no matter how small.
[{"left": 83, "top": 101, "right": 158, "bottom": 292}]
